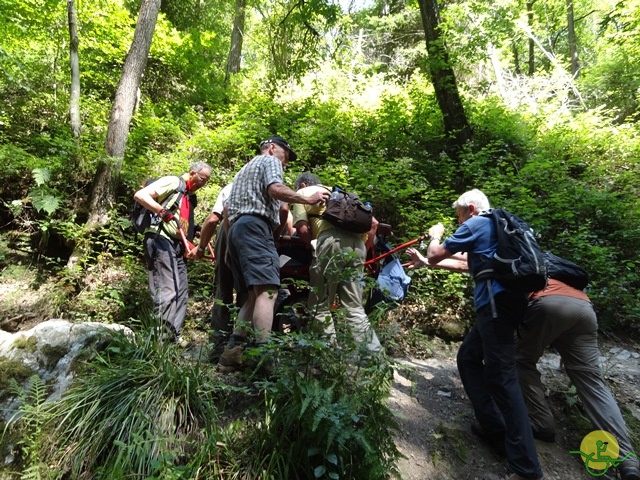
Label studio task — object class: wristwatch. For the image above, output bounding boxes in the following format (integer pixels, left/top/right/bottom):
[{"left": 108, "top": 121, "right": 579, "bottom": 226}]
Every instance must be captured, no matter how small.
[{"left": 197, "top": 245, "right": 205, "bottom": 253}]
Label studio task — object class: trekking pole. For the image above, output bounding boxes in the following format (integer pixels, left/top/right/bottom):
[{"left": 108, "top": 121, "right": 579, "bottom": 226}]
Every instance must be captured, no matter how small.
[
  {"left": 364, "top": 234, "right": 428, "bottom": 267},
  {"left": 207, "top": 242, "right": 216, "bottom": 264}
]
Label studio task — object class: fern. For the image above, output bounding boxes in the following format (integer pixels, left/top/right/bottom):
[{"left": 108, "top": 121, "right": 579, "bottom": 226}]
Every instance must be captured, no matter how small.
[
  {"left": 6, "top": 375, "right": 53, "bottom": 480},
  {"left": 239, "top": 334, "right": 401, "bottom": 479}
]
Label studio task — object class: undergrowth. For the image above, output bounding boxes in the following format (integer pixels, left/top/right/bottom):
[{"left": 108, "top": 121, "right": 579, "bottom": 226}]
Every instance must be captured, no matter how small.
[{"left": 1, "top": 321, "right": 401, "bottom": 479}]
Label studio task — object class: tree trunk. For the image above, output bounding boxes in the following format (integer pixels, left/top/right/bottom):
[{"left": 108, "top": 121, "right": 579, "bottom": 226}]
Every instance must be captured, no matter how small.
[
  {"left": 224, "top": 0, "right": 246, "bottom": 84},
  {"left": 416, "top": 0, "right": 471, "bottom": 147},
  {"left": 512, "top": 40, "right": 521, "bottom": 75},
  {"left": 67, "top": 0, "right": 160, "bottom": 270},
  {"left": 86, "top": 0, "right": 160, "bottom": 228},
  {"left": 67, "top": 0, "right": 81, "bottom": 139},
  {"left": 527, "top": 1, "right": 535, "bottom": 76},
  {"left": 566, "top": 0, "right": 579, "bottom": 78}
]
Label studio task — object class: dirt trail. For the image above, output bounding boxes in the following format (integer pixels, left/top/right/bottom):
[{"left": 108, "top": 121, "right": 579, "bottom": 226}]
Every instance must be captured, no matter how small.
[{"left": 389, "top": 339, "right": 640, "bottom": 480}]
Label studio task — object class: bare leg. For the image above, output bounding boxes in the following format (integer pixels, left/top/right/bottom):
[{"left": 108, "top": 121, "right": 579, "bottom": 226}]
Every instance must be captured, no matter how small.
[{"left": 251, "top": 285, "right": 278, "bottom": 343}]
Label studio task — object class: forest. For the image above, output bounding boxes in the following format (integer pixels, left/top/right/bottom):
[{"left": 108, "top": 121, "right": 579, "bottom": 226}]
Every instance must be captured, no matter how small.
[{"left": 0, "top": 0, "right": 639, "bottom": 477}]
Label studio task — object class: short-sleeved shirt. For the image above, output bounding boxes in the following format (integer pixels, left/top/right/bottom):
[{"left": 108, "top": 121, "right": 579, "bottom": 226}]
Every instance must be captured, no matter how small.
[
  {"left": 531, "top": 278, "right": 590, "bottom": 302},
  {"left": 292, "top": 185, "right": 368, "bottom": 242},
  {"left": 443, "top": 215, "right": 506, "bottom": 310},
  {"left": 212, "top": 183, "right": 233, "bottom": 217},
  {"left": 291, "top": 185, "right": 334, "bottom": 239},
  {"left": 227, "top": 155, "right": 284, "bottom": 227},
  {"left": 144, "top": 175, "right": 186, "bottom": 240}
]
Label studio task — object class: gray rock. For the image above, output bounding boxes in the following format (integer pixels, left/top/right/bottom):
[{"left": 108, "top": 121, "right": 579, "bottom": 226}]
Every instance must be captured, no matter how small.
[{"left": 0, "top": 319, "right": 132, "bottom": 421}]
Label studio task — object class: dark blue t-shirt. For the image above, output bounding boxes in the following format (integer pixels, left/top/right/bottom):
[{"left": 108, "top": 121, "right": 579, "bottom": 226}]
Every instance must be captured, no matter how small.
[{"left": 442, "top": 215, "right": 505, "bottom": 310}]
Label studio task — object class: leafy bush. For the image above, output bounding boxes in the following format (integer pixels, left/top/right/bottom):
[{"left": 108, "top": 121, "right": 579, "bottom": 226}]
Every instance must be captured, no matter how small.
[{"left": 221, "top": 335, "right": 401, "bottom": 480}]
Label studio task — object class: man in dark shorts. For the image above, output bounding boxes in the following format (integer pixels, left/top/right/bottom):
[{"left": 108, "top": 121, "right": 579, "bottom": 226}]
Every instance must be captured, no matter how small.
[{"left": 218, "top": 136, "right": 329, "bottom": 372}]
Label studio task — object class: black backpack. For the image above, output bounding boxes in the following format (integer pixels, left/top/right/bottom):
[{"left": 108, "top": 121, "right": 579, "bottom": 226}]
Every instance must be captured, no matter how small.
[
  {"left": 318, "top": 186, "right": 373, "bottom": 234},
  {"left": 543, "top": 250, "right": 590, "bottom": 290},
  {"left": 474, "top": 208, "right": 547, "bottom": 292},
  {"left": 131, "top": 176, "right": 187, "bottom": 233}
]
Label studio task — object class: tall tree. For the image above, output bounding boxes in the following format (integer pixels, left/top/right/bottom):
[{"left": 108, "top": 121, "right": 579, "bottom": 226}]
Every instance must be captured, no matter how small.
[
  {"left": 416, "top": 0, "right": 471, "bottom": 147},
  {"left": 86, "top": 0, "right": 161, "bottom": 228},
  {"left": 68, "top": 0, "right": 81, "bottom": 139},
  {"left": 527, "top": 0, "right": 535, "bottom": 75},
  {"left": 566, "top": 0, "right": 579, "bottom": 78},
  {"left": 253, "top": 0, "right": 340, "bottom": 82},
  {"left": 225, "top": 0, "right": 246, "bottom": 83}
]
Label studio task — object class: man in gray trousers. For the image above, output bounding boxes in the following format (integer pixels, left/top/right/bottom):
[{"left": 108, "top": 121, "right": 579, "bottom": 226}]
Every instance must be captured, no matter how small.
[{"left": 516, "top": 277, "right": 639, "bottom": 480}]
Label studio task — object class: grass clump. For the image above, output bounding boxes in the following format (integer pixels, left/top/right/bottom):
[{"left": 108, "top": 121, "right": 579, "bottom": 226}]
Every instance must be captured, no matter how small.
[
  {"left": 45, "top": 328, "right": 226, "bottom": 479},
  {"left": 15, "top": 324, "right": 402, "bottom": 479}
]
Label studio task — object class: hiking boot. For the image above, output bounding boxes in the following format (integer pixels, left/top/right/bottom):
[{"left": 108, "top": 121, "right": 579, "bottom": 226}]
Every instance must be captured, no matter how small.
[
  {"left": 531, "top": 427, "right": 555, "bottom": 443},
  {"left": 620, "top": 463, "right": 640, "bottom": 480},
  {"left": 471, "top": 422, "right": 506, "bottom": 456},
  {"left": 218, "top": 344, "right": 244, "bottom": 373},
  {"left": 208, "top": 339, "right": 227, "bottom": 363}
]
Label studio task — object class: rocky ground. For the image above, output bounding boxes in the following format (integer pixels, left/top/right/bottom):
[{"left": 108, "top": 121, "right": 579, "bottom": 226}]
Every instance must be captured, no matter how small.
[
  {"left": 1, "top": 272, "right": 639, "bottom": 480},
  {"left": 389, "top": 337, "right": 640, "bottom": 480}
]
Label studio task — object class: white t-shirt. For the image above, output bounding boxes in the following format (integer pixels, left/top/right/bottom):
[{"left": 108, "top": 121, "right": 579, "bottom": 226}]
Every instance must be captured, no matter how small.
[{"left": 212, "top": 183, "right": 233, "bottom": 216}]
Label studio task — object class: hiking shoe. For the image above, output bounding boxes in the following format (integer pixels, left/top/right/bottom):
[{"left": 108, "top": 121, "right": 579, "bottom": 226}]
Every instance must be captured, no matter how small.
[
  {"left": 175, "top": 336, "right": 193, "bottom": 349},
  {"left": 471, "top": 422, "right": 505, "bottom": 456},
  {"left": 531, "top": 427, "right": 555, "bottom": 443},
  {"left": 480, "top": 473, "right": 544, "bottom": 480},
  {"left": 620, "top": 464, "right": 640, "bottom": 480},
  {"left": 218, "top": 345, "right": 244, "bottom": 373}
]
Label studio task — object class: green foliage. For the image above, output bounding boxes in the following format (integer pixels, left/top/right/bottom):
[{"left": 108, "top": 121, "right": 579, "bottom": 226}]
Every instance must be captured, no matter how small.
[
  {"left": 3, "top": 375, "right": 54, "bottom": 480},
  {"left": 579, "top": 0, "right": 640, "bottom": 120},
  {"left": 62, "top": 222, "right": 155, "bottom": 325},
  {"left": 244, "top": 0, "right": 341, "bottom": 84},
  {"left": 46, "top": 328, "right": 222, "bottom": 479},
  {"left": 0, "top": 359, "right": 35, "bottom": 402},
  {"left": 225, "top": 335, "right": 401, "bottom": 479}
]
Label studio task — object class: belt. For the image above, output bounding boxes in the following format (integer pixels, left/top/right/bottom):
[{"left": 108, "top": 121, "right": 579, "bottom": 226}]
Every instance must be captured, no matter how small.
[{"left": 235, "top": 213, "right": 272, "bottom": 225}]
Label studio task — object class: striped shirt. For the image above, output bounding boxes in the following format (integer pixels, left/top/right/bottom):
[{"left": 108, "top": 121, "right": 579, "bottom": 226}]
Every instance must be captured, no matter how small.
[{"left": 227, "top": 155, "right": 284, "bottom": 226}]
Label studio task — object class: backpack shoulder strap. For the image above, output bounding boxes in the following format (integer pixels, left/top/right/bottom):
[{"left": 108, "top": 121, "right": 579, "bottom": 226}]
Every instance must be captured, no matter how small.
[
  {"left": 306, "top": 185, "right": 332, "bottom": 219},
  {"left": 160, "top": 176, "right": 187, "bottom": 211}
]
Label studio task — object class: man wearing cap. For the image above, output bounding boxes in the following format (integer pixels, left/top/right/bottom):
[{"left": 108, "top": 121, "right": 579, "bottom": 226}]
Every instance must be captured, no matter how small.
[{"left": 218, "top": 136, "right": 329, "bottom": 372}]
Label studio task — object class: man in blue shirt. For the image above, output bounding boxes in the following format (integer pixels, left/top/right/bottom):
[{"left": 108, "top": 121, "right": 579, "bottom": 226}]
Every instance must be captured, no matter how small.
[{"left": 423, "top": 189, "right": 544, "bottom": 480}]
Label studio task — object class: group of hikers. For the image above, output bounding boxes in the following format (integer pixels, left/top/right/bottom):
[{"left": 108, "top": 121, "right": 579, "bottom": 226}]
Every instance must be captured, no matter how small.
[{"left": 133, "top": 136, "right": 638, "bottom": 480}]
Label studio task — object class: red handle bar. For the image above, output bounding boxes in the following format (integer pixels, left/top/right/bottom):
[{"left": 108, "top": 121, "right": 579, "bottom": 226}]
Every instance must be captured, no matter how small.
[{"left": 364, "top": 234, "right": 428, "bottom": 266}]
